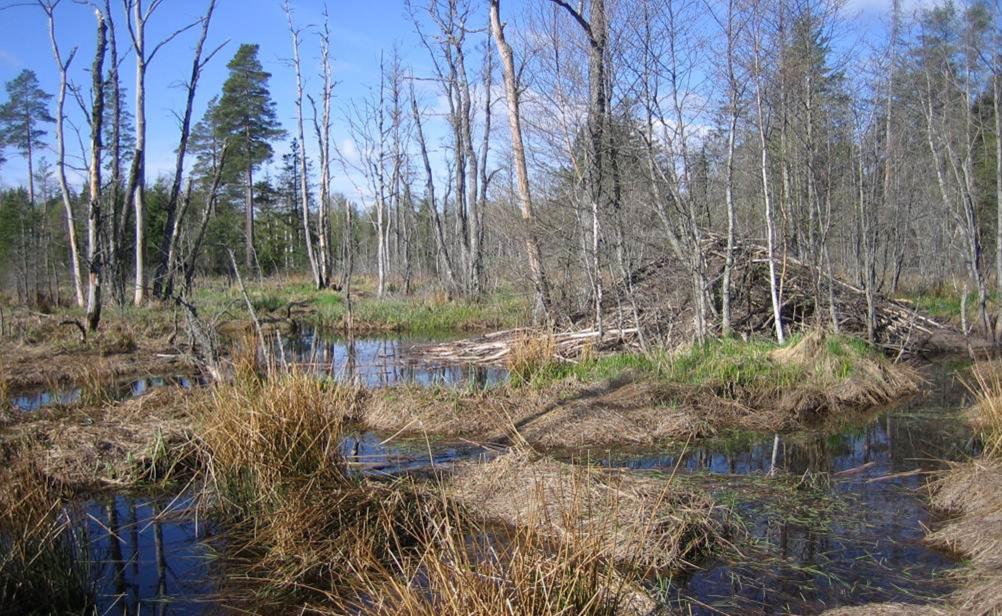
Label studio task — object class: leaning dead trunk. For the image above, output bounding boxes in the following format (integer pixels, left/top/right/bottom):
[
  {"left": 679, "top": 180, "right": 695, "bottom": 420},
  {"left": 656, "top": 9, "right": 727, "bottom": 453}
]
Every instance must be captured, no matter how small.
[{"left": 152, "top": 0, "right": 218, "bottom": 299}]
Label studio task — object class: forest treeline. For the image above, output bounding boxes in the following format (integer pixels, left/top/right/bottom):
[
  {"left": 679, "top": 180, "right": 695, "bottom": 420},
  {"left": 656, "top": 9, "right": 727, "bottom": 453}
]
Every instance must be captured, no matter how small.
[{"left": 0, "top": 0, "right": 999, "bottom": 340}]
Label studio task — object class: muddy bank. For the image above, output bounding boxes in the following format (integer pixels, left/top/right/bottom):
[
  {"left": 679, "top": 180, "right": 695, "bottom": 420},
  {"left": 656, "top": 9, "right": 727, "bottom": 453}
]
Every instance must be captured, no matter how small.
[{"left": 0, "top": 322, "right": 190, "bottom": 392}]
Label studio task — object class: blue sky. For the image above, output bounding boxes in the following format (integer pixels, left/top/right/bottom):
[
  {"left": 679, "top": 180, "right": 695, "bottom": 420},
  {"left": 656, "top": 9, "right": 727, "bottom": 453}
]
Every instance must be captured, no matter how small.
[
  {"left": 0, "top": 0, "right": 447, "bottom": 199},
  {"left": 0, "top": 0, "right": 916, "bottom": 201}
]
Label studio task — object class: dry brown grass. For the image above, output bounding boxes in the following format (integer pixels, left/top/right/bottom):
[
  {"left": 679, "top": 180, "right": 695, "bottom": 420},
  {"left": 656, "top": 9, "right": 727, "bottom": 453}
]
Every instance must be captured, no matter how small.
[
  {"left": 0, "top": 387, "right": 192, "bottom": 491},
  {"left": 507, "top": 333, "right": 558, "bottom": 385},
  {"left": 187, "top": 371, "right": 364, "bottom": 514},
  {"left": 0, "top": 447, "right": 93, "bottom": 612},
  {"left": 351, "top": 505, "right": 657, "bottom": 616},
  {"left": 925, "top": 458, "right": 1002, "bottom": 615},
  {"left": 444, "top": 448, "right": 723, "bottom": 572},
  {"left": 820, "top": 603, "right": 947, "bottom": 615},
  {"left": 190, "top": 374, "right": 678, "bottom": 615},
  {"left": 366, "top": 379, "right": 711, "bottom": 448},
  {"left": 968, "top": 361, "right": 1002, "bottom": 459}
]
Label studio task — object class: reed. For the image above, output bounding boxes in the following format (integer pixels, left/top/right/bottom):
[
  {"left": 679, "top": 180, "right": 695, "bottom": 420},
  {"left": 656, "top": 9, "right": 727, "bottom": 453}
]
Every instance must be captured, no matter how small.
[{"left": 0, "top": 447, "right": 93, "bottom": 613}]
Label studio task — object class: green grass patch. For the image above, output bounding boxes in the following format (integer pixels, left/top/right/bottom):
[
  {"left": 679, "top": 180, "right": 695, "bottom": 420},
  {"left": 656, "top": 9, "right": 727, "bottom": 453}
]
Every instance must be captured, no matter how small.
[
  {"left": 523, "top": 334, "right": 880, "bottom": 394},
  {"left": 189, "top": 278, "right": 529, "bottom": 334}
]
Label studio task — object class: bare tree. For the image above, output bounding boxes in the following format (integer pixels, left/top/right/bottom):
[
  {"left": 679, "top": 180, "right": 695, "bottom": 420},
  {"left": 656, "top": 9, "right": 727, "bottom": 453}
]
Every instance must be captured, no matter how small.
[
  {"left": 152, "top": 0, "right": 221, "bottom": 299},
  {"left": 123, "top": 0, "right": 197, "bottom": 306},
  {"left": 489, "top": 0, "right": 551, "bottom": 321},
  {"left": 546, "top": 0, "right": 607, "bottom": 334},
  {"left": 86, "top": 7, "right": 107, "bottom": 331},
  {"left": 285, "top": 1, "right": 323, "bottom": 289},
  {"left": 750, "top": 0, "right": 785, "bottom": 343},
  {"left": 40, "top": 0, "right": 84, "bottom": 307}
]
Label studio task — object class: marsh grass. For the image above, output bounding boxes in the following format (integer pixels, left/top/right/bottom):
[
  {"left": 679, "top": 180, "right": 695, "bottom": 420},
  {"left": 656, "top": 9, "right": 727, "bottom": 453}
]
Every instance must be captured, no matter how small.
[
  {"left": 314, "top": 293, "right": 530, "bottom": 333},
  {"left": 507, "top": 334, "right": 557, "bottom": 385},
  {"left": 968, "top": 361, "right": 1002, "bottom": 459},
  {"left": 0, "top": 448, "right": 94, "bottom": 614},
  {"left": 191, "top": 275, "right": 530, "bottom": 333},
  {"left": 349, "top": 504, "right": 655, "bottom": 616},
  {"left": 182, "top": 370, "right": 692, "bottom": 613}
]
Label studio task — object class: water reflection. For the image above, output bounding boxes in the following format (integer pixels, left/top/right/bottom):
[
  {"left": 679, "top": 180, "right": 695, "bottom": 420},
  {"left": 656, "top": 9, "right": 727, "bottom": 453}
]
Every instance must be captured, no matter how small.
[
  {"left": 599, "top": 363, "right": 976, "bottom": 614},
  {"left": 339, "top": 431, "right": 498, "bottom": 475},
  {"left": 276, "top": 328, "right": 507, "bottom": 388},
  {"left": 75, "top": 493, "right": 214, "bottom": 615},
  {"left": 10, "top": 376, "right": 202, "bottom": 412}
]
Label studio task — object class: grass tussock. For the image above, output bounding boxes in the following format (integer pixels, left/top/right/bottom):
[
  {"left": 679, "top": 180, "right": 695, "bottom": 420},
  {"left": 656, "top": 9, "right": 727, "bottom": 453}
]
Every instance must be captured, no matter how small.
[
  {"left": 445, "top": 449, "right": 723, "bottom": 572},
  {"left": 0, "top": 448, "right": 94, "bottom": 614},
  {"left": 909, "top": 361, "right": 1002, "bottom": 616},
  {"left": 968, "top": 361, "right": 1002, "bottom": 459},
  {"left": 187, "top": 373, "right": 679, "bottom": 614},
  {"left": 189, "top": 372, "right": 364, "bottom": 513},
  {"left": 353, "top": 504, "right": 656, "bottom": 616},
  {"left": 507, "top": 334, "right": 557, "bottom": 385}
]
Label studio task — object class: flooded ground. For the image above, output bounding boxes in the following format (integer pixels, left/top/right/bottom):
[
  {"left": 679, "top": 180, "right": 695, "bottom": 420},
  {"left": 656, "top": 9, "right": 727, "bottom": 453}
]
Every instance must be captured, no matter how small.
[
  {"left": 340, "top": 430, "right": 499, "bottom": 476},
  {"left": 586, "top": 361, "right": 975, "bottom": 613},
  {"left": 71, "top": 493, "right": 216, "bottom": 615},
  {"left": 10, "top": 375, "right": 202, "bottom": 412},
  {"left": 9, "top": 331, "right": 508, "bottom": 413},
  {"left": 28, "top": 357, "right": 973, "bottom": 614},
  {"left": 276, "top": 327, "right": 508, "bottom": 388}
]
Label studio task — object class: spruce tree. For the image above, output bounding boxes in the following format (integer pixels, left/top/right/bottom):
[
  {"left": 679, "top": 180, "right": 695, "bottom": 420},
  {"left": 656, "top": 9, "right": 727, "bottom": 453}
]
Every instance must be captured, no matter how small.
[
  {"left": 212, "top": 44, "right": 285, "bottom": 269},
  {"left": 0, "top": 70, "right": 54, "bottom": 204}
]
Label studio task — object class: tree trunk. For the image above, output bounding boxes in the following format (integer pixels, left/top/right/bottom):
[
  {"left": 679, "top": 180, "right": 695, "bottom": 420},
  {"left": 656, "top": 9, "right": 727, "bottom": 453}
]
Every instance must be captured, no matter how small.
[
  {"left": 153, "top": 0, "right": 217, "bottom": 299},
  {"left": 489, "top": 0, "right": 551, "bottom": 322},
  {"left": 285, "top": 3, "right": 322, "bottom": 289},
  {"left": 245, "top": 160, "right": 255, "bottom": 271},
  {"left": 86, "top": 10, "right": 107, "bottom": 332},
  {"left": 44, "top": 5, "right": 85, "bottom": 307},
  {"left": 753, "top": 6, "right": 785, "bottom": 344}
]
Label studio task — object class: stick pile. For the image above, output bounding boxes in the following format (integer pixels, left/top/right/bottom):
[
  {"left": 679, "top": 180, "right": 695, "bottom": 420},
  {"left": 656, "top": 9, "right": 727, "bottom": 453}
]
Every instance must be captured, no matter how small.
[{"left": 415, "top": 236, "right": 969, "bottom": 365}]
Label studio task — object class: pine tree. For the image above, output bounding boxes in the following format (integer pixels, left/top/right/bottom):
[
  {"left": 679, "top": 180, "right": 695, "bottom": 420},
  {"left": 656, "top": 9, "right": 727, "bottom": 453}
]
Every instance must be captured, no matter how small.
[
  {"left": 0, "top": 70, "right": 54, "bottom": 204},
  {"left": 212, "top": 44, "right": 285, "bottom": 269}
]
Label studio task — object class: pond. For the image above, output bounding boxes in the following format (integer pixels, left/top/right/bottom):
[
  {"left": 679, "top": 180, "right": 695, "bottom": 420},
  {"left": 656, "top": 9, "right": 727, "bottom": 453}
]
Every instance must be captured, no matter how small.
[
  {"left": 585, "top": 361, "right": 976, "bottom": 614},
  {"left": 73, "top": 492, "right": 216, "bottom": 615},
  {"left": 8, "top": 332, "right": 509, "bottom": 413},
  {"left": 274, "top": 327, "right": 508, "bottom": 389}
]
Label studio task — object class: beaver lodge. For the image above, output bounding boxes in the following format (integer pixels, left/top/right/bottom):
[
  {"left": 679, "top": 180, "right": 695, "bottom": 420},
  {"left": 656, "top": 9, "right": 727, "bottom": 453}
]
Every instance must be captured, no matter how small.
[{"left": 416, "top": 237, "right": 971, "bottom": 367}]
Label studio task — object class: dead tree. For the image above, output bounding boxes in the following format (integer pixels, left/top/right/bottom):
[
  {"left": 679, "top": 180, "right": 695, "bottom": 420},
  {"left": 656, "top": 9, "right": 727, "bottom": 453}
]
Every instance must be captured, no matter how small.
[
  {"left": 86, "top": 8, "right": 107, "bottom": 332},
  {"left": 40, "top": 0, "right": 85, "bottom": 308},
  {"left": 123, "top": 0, "right": 197, "bottom": 306},
  {"left": 410, "top": 80, "right": 458, "bottom": 293},
  {"left": 489, "top": 0, "right": 551, "bottom": 322},
  {"left": 546, "top": 0, "right": 607, "bottom": 335},
  {"left": 152, "top": 0, "right": 221, "bottom": 300},
  {"left": 284, "top": 1, "right": 323, "bottom": 289}
]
